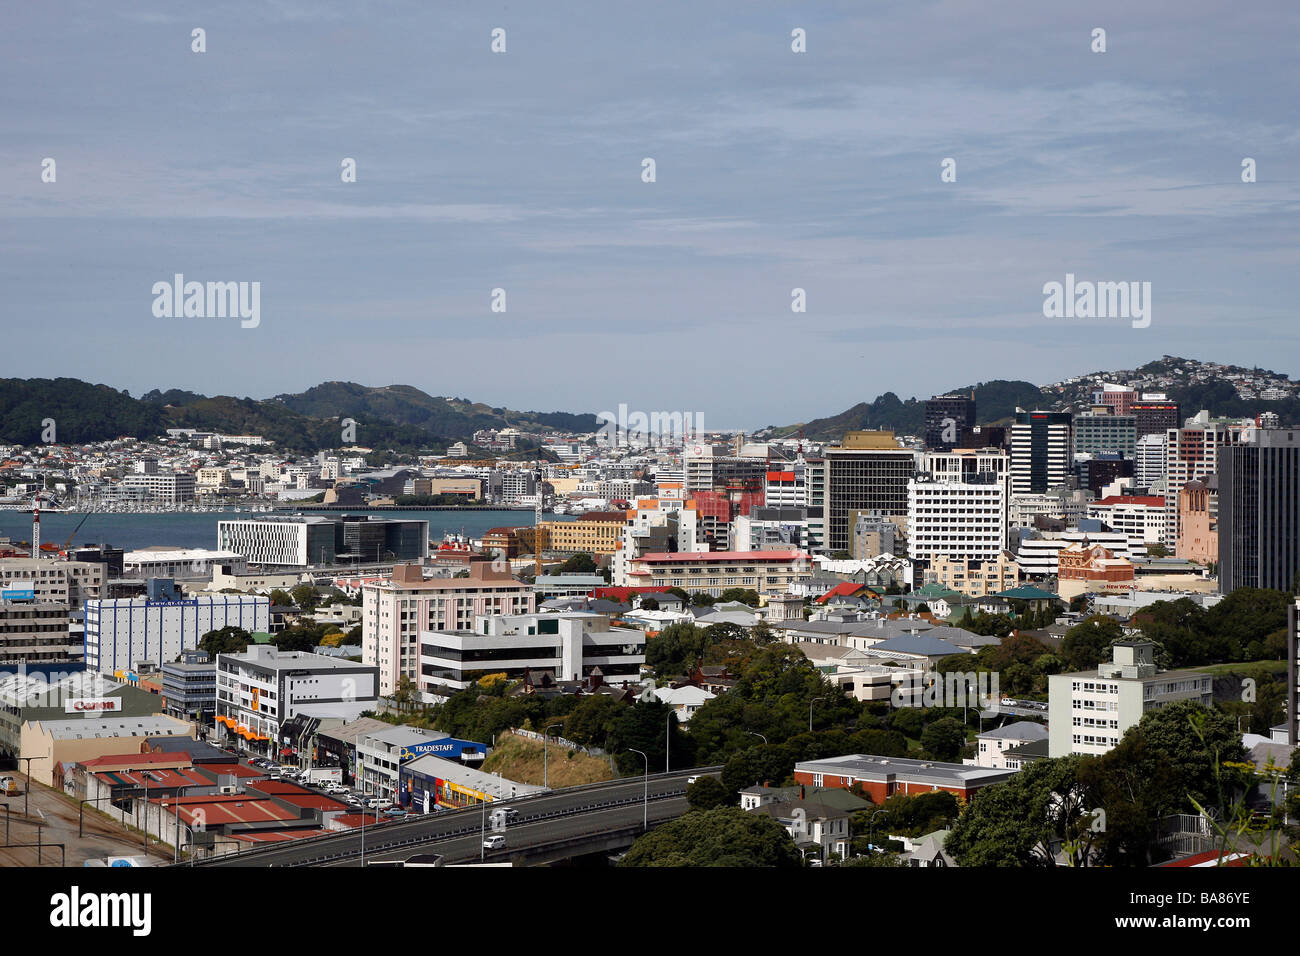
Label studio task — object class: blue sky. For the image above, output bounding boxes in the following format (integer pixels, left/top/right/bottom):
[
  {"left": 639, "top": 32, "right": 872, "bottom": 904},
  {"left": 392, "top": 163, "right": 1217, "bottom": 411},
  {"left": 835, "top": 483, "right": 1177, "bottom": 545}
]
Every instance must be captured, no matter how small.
[{"left": 2, "top": 1, "right": 1298, "bottom": 430}]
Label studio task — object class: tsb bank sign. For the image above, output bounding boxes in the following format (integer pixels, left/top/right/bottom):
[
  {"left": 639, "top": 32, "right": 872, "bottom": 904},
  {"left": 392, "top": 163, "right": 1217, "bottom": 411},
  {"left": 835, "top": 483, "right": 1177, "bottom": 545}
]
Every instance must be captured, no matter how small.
[{"left": 65, "top": 698, "right": 122, "bottom": 714}]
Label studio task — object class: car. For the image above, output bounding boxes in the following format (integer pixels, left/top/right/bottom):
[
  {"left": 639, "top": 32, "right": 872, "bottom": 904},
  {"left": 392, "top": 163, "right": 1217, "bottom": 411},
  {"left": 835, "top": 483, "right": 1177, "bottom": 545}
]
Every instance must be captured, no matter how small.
[
  {"left": 327, "top": 784, "right": 349, "bottom": 794},
  {"left": 382, "top": 807, "right": 408, "bottom": 818},
  {"left": 494, "top": 807, "right": 520, "bottom": 822},
  {"left": 482, "top": 834, "right": 506, "bottom": 850},
  {"left": 1000, "top": 697, "right": 1016, "bottom": 707},
  {"left": 365, "top": 798, "right": 386, "bottom": 809},
  {"left": 686, "top": 775, "right": 701, "bottom": 785}
]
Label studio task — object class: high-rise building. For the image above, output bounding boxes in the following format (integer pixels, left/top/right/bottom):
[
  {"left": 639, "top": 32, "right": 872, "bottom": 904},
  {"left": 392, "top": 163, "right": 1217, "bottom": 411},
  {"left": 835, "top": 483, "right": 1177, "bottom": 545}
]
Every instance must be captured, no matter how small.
[
  {"left": 1073, "top": 411, "right": 1136, "bottom": 458},
  {"left": 1163, "top": 411, "right": 1247, "bottom": 548},
  {"left": 1132, "top": 393, "right": 1181, "bottom": 441},
  {"left": 1218, "top": 429, "right": 1300, "bottom": 593},
  {"left": 1010, "top": 411, "right": 1073, "bottom": 495},
  {"left": 362, "top": 561, "right": 535, "bottom": 696},
  {"left": 907, "top": 473, "right": 1008, "bottom": 564},
  {"left": 824, "top": 433, "right": 916, "bottom": 554},
  {"left": 925, "top": 394, "right": 977, "bottom": 451},
  {"left": 1090, "top": 384, "right": 1138, "bottom": 417},
  {"left": 1134, "top": 434, "right": 1167, "bottom": 489}
]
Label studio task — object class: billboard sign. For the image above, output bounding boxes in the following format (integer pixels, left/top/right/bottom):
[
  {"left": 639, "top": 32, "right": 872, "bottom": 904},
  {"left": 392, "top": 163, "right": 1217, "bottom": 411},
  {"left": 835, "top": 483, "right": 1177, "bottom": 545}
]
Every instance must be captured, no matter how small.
[{"left": 65, "top": 697, "right": 123, "bottom": 714}]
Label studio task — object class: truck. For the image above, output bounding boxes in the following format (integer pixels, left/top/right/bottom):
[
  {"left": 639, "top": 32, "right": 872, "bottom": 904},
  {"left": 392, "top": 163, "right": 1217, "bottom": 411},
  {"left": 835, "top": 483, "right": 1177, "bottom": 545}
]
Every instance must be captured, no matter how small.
[
  {"left": 0, "top": 775, "right": 20, "bottom": 796},
  {"left": 306, "top": 767, "right": 342, "bottom": 786}
]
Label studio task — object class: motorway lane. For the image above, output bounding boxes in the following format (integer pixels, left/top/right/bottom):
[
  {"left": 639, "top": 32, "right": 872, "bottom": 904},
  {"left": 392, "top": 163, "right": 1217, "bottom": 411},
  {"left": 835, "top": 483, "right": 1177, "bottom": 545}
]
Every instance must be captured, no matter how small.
[
  {"left": 351, "top": 795, "right": 690, "bottom": 866},
  {"left": 200, "top": 769, "right": 711, "bottom": 867}
]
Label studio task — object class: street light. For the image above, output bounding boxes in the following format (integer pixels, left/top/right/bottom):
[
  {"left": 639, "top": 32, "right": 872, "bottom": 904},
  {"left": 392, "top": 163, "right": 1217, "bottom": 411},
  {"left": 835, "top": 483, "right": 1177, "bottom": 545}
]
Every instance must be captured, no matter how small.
[
  {"left": 868, "top": 809, "right": 889, "bottom": 852},
  {"left": 749, "top": 731, "right": 768, "bottom": 746},
  {"left": 809, "top": 697, "right": 826, "bottom": 732},
  {"left": 544, "top": 723, "right": 563, "bottom": 789},
  {"left": 665, "top": 713, "right": 673, "bottom": 773},
  {"left": 629, "top": 749, "right": 649, "bottom": 831}
]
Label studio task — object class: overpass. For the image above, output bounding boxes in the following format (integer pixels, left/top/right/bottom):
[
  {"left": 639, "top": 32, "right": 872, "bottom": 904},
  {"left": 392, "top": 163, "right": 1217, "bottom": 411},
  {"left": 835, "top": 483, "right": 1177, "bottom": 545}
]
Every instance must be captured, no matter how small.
[{"left": 192, "top": 768, "right": 717, "bottom": 868}]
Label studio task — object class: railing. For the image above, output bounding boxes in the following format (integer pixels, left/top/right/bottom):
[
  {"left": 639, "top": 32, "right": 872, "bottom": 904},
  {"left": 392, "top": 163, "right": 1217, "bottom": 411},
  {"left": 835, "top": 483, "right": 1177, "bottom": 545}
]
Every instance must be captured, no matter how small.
[{"left": 188, "top": 766, "right": 720, "bottom": 866}]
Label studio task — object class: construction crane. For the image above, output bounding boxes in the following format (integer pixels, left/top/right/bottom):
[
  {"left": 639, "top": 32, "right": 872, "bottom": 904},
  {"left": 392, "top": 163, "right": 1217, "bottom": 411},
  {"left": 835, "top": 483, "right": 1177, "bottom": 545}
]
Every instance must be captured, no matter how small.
[{"left": 61, "top": 510, "right": 94, "bottom": 553}]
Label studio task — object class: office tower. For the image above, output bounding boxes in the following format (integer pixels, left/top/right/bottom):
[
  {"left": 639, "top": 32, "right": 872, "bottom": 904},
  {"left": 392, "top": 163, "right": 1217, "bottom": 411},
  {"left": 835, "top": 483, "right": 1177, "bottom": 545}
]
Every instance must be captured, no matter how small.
[
  {"left": 1132, "top": 393, "right": 1181, "bottom": 441},
  {"left": 1163, "top": 411, "right": 1247, "bottom": 548},
  {"left": 824, "top": 432, "right": 916, "bottom": 554},
  {"left": 1134, "top": 434, "right": 1166, "bottom": 488},
  {"left": 1010, "top": 411, "right": 1073, "bottom": 495},
  {"left": 1073, "top": 411, "right": 1136, "bottom": 458},
  {"left": 925, "top": 394, "right": 977, "bottom": 451},
  {"left": 1218, "top": 429, "right": 1300, "bottom": 593},
  {"left": 1090, "top": 384, "right": 1138, "bottom": 416}
]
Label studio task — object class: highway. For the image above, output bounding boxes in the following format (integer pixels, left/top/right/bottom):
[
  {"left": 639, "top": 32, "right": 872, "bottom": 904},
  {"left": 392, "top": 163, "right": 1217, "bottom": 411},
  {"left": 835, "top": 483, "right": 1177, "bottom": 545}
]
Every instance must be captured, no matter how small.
[{"left": 196, "top": 767, "right": 716, "bottom": 868}]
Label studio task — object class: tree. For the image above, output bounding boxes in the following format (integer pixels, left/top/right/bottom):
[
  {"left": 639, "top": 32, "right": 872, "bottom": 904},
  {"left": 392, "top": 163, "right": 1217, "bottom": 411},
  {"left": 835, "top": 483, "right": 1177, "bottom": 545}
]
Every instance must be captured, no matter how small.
[
  {"left": 1076, "top": 702, "right": 1249, "bottom": 866},
  {"left": 340, "top": 624, "right": 363, "bottom": 646},
  {"left": 946, "top": 757, "right": 1095, "bottom": 867},
  {"left": 687, "top": 775, "right": 734, "bottom": 811},
  {"left": 267, "top": 588, "right": 293, "bottom": 607},
  {"left": 290, "top": 584, "right": 320, "bottom": 612},
  {"left": 563, "top": 694, "right": 622, "bottom": 748},
  {"left": 620, "top": 807, "right": 801, "bottom": 867},
  {"left": 1061, "top": 615, "right": 1124, "bottom": 671},
  {"left": 639, "top": 597, "right": 660, "bottom": 610},
  {"left": 199, "top": 625, "right": 251, "bottom": 658},
  {"left": 920, "top": 718, "right": 967, "bottom": 761},
  {"left": 690, "top": 592, "right": 716, "bottom": 607},
  {"left": 666, "top": 587, "right": 690, "bottom": 602},
  {"left": 559, "top": 552, "right": 597, "bottom": 574},
  {"left": 609, "top": 700, "right": 694, "bottom": 774},
  {"left": 718, "top": 588, "right": 761, "bottom": 607},
  {"left": 391, "top": 675, "right": 418, "bottom": 710}
]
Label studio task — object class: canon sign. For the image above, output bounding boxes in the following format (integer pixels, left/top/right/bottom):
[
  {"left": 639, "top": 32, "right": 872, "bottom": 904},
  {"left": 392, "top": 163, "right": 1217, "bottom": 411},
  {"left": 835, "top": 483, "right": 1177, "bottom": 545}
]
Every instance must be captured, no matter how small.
[{"left": 65, "top": 698, "right": 122, "bottom": 714}]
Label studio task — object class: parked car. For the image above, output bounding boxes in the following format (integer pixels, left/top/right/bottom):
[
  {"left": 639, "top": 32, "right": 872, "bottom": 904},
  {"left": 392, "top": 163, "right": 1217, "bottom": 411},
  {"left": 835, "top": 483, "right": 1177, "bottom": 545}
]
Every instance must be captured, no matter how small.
[
  {"left": 483, "top": 834, "right": 506, "bottom": 850},
  {"left": 365, "top": 798, "right": 386, "bottom": 809},
  {"left": 327, "top": 784, "right": 349, "bottom": 794},
  {"left": 382, "top": 808, "right": 408, "bottom": 818}
]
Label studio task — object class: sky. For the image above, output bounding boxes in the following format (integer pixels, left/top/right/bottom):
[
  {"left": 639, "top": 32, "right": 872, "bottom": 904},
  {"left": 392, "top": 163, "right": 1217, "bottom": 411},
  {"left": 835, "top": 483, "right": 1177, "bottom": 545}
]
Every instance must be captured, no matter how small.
[{"left": 2, "top": 1, "right": 1298, "bottom": 431}]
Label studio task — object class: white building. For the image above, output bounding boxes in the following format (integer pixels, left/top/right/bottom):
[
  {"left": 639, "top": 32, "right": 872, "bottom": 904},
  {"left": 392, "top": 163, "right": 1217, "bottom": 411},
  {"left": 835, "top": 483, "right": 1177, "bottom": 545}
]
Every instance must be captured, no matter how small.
[
  {"left": 1014, "top": 531, "right": 1136, "bottom": 577},
  {"left": 218, "top": 516, "right": 338, "bottom": 567},
  {"left": 1134, "top": 434, "right": 1166, "bottom": 488},
  {"left": 85, "top": 588, "right": 269, "bottom": 675},
  {"left": 418, "top": 612, "right": 645, "bottom": 698},
  {"left": 1047, "top": 642, "right": 1213, "bottom": 758},
  {"left": 1085, "top": 496, "right": 1168, "bottom": 549},
  {"left": 123, "top": 548, "right": 248, "bottom": 581},
  {"left": 971, "top": 721, "right": 1048, "bottom": 769},
  {"left": 214, "top": 645, "right": 378, "bottom": 753},
  {"left": 907, "top": 475, "right": 1007, "bottom": 563},
  {"left": 118, "top": 471, "right": 196, "bottom": 504}
]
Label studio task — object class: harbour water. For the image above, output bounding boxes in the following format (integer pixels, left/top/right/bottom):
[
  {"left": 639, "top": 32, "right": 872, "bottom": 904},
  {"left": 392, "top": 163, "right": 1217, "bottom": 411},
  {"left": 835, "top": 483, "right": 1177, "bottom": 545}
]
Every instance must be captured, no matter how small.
[{"left": 0, "top": 509, "right": 564, "bottom": 554}]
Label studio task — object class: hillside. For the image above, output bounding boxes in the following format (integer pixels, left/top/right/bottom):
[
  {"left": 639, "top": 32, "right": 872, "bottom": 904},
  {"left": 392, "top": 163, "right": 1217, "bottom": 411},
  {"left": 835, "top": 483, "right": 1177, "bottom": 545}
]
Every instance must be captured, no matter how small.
[
  {"left": 759, "top": 379, "right": 1042, "bottom": 441},
  {"left": 761, "top": 355, "right": 1300, "bottom": 441},
  {"left": 0, "top": 378, "right": 601, "bottom": 452},
  {"left": 479, "top": 733, "right": 614, "bottom": 788}
]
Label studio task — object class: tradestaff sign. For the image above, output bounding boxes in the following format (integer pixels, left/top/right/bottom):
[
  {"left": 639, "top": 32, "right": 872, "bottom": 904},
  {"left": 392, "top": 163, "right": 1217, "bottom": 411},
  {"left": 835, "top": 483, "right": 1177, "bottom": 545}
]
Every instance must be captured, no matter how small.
[{"left": 65, "top": 698, "right": 123, "bottom": 714}]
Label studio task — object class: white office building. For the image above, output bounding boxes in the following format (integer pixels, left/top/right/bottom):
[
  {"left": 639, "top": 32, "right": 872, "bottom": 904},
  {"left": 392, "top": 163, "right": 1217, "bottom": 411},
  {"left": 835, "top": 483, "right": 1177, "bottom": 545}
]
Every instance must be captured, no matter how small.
[
  {"left": 907, "top": 475, "right": 1008, "bottom": 563},
  {"left": 418, "top": 612, "right": 646, "bottom": 698},
  {"left": 1134, "top": 434, "right": 1166, "bottom": 488},
  {"left": 1015, "top": 530, "right": 1136, "bottom": 577},
  {"left": 85, "top": 588, "right": 269, "bottom": 675},
  {"left": 214, "top": 645, "right": 378, "bottom": 753}
]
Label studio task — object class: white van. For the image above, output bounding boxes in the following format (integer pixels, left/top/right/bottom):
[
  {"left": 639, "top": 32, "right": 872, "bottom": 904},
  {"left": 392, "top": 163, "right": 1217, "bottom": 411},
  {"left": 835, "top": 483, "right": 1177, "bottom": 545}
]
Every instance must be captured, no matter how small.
[{"left": 483, "top": 834, "right": 506, "bottom": 850}]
